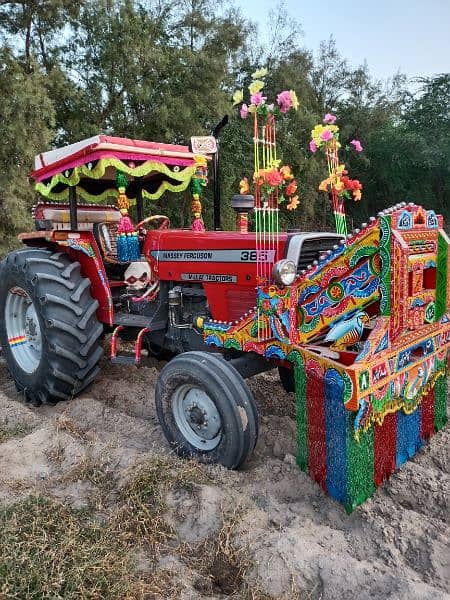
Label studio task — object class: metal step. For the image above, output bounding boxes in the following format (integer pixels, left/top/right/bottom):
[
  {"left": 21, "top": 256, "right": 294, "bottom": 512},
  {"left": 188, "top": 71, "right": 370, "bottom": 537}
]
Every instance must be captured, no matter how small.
[
  {"left": 113, "top": 312, "right": 165, "bottom": 330},
  {"left": 111, "top": 355, "right": 139, "bottom": 365}
]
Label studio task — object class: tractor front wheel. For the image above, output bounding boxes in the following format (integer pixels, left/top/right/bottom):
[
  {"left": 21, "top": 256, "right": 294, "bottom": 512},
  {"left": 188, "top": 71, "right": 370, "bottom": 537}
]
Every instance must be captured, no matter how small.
[
  {"left": 0, "top": 248, "right": 103, "bottom": 405},
  {"left": 155, "top": 351, "right": 258, "bottom": 469}
]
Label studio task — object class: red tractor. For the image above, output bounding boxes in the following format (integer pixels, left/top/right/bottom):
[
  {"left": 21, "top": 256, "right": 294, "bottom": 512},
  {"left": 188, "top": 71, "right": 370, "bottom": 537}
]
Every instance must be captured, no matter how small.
[{"left": 0, "top": 131, "right": 341, "bottom": 470}]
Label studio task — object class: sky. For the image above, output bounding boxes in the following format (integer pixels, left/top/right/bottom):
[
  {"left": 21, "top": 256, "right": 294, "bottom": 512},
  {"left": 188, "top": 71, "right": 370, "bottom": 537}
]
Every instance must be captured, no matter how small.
[{"left": 234, "top": 0, "right": 450, "bottom": 81}]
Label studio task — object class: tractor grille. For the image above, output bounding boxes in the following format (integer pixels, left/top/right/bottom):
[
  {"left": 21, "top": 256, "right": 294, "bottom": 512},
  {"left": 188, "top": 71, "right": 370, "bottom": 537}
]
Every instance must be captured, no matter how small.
[{"left": 292, "top": 236, "right": 343, "bottom": 272}]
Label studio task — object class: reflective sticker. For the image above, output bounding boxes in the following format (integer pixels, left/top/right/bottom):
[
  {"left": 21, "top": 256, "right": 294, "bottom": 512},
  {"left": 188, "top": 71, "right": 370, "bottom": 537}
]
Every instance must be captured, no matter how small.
[{"left": 8, "top": 335, "right": 27, "bottom": 347}]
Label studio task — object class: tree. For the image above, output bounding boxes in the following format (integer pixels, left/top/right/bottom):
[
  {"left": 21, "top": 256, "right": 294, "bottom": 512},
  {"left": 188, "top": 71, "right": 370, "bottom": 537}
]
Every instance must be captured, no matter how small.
[{"left": 0, "top": 49, "right": 55, "bottom": 253}]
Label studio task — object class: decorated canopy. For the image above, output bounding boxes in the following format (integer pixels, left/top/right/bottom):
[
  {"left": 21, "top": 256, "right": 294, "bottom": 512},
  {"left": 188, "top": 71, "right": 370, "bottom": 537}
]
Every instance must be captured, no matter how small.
[{"left": 31, "top": 135, "right": 199, "bottom": 203}]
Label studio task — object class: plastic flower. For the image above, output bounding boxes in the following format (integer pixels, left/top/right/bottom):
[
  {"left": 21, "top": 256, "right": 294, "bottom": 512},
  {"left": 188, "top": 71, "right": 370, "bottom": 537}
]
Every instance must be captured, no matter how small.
[
  {"left": 240, "top": 103, "right": 249, "bottom": 119},
  {"left": 280, "top": 165, "right": 294, "bottom": 181},
  {"left": 323, "top": 113, "right": 336, "bottom": 124},
  {"left": 289, "top": 90, "right": 299, "bottom": 110},
  {"left": 250, "top": 92, "right": 265, "bottom": 106},
  {"left": 252, "top": 67, "right": 268, "bottom": 79},
  {"left": 350, "top": 139, "right": 363, "bottom": 152},
  {"left": 249, "top": 79, "right": 265, "bottom": 95},
  {"left": 320, "top": 129, "right": 333, "bottom": 141},
  {"left": 277, "top": 90, "right": 293, "bottom": 113},
  {"left": 253, "top": 169, "right": 266, "bottom": 185},
  {"left": 287, "top": 195, "right": 300, "bottom": 210},
  {"left": 239, "top": 177, "right": 250, "bottom": 194},
  {"left": 232, "top": 89, "right": 243, "bottom": 106},
  {"left": 265, "top": 168, "right": 283, "bottom": 187},
  {"left": 286, "top": 180, "right": 297, "bottom": 196},
  {"left": 319, "top": 178, "right": 330, "bottom": 192},
  {"left": 309, "top": 140, "right": 317, "bottom": 153}
]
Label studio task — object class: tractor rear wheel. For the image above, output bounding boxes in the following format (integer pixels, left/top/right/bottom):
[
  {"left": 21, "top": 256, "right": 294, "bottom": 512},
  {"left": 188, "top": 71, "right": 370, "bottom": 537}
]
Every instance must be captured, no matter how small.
[
  {"left": 155, "top": 351, "right": 258, "bottom": 469},
  {"left": 0, "top": 248, "right": 103, "bottom": 405}
]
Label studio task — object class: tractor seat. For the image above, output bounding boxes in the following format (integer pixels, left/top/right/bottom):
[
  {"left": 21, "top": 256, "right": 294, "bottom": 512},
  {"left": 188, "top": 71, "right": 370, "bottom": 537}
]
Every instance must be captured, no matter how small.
[
  {"left": 94, "top": 222, "right": 120, "bottom": 264},
  {"left": 33, "top": 201, "right": 121, "bottom": 231}
]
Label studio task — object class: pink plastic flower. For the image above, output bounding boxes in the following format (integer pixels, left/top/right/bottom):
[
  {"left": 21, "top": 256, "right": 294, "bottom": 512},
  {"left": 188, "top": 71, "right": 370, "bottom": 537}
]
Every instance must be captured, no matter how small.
[
  {"left": 277, "top": 90, "right": 293, "bottom": 113},
  {"left": 320, "top": 129, "right": 333, "bottom": 141},
  {"left": 350, "top": 139, "right": 363, "bottom": 152},
  {"left": 323, "top": 113, "right": 336, "bottom": 124},
  {"left": 309, "top": 140, "right": 317, "bottom": 153},
  {"left": 250, "top": 92, "right": 265, "bottom": 106},
  {"left": 240, "top": 103, "right": 249, "bottom": 119}
]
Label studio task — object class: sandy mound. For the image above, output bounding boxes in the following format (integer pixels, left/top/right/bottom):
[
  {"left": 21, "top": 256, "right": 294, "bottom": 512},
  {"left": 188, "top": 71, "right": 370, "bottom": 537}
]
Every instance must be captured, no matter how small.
[{"left": 0, "top": 354, "right": 448, "bottom": 599}]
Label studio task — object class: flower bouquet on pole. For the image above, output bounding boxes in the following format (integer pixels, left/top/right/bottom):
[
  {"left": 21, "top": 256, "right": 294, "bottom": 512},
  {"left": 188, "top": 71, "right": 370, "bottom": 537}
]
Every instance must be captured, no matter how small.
[
  {"left": 309, "top": 114, "right": 363, "bottom": 235},
  {"left": 232, "top": 69, "right": 299, "bottom": 283}
]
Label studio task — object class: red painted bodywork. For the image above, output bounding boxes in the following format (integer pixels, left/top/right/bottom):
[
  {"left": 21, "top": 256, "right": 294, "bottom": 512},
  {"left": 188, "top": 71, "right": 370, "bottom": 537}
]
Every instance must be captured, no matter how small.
[
  {"left": 144, "top": 229, "right": 288, "bottom": 321},
  {"left": 20, "top": 226, "right": 289, "bottom": 324},
  {"left": 19, "top": 230, "right": 113, "bottom": 325}
]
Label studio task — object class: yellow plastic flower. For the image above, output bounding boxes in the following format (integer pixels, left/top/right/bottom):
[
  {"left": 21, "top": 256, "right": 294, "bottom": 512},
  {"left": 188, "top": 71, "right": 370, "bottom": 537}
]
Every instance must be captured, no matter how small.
[
  {"left": 248, "top": 104, "right": 256, "bottom": 113},
  {"left": 334, "top": 178, "right": 344, "bottom": 192},
  {"left": 311, "top": 124, "right": 325, "bottom": 143},
  {"left": 239, "top": 177, "right": 250, "bottom": 194},
  {"left": 269, "top": 158, "right": 281, "bottom": 169},
  {"left": 232, "top": 89, "right": 243, "bottom": 106},
  {"left": 319, "top": 178, "right": 330, "bottom": 192},
  {"left": 289, "top": 90, "right": 299, "bottom": 110},
  {"left": 249, "top": 79, "right": 264, "bottom": 95},
  {"left": 252, "top": 67, "right": 268, "bottom": 79}
]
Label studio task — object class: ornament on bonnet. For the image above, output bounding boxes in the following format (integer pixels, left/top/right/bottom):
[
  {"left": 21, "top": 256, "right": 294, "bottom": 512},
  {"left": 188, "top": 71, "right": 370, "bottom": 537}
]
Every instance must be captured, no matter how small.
[{"left": 116, "top": 170, "right": 140, "bottom": 262}]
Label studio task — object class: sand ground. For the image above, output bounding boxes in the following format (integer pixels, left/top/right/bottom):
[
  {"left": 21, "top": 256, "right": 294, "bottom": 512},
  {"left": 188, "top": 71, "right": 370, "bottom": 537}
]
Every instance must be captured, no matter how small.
[{"left": 0, "top": 350, "right": 448, "bottom": 599}]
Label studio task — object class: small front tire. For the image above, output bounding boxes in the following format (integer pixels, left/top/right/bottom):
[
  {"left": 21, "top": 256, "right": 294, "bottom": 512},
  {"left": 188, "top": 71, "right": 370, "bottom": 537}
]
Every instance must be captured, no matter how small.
[{"left": 155, "top": 351, "right": 258, "bottom": 469}]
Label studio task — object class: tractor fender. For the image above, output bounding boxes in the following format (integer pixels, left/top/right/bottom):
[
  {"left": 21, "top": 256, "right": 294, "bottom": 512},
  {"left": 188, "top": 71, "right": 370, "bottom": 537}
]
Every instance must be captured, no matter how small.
[{"left": 20, "top": 231, "right": 113, "bottom": 326}]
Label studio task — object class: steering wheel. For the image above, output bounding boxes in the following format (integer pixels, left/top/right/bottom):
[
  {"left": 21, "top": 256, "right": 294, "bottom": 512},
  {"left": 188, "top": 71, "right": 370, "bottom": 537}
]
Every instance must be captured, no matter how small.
[{"left": 136, "top": 214, "right": 170, "bottom": 230}]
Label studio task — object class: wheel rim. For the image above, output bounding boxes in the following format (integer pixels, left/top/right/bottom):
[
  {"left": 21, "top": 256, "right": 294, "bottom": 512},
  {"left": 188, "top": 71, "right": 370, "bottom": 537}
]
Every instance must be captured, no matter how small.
[
  {"left": 5, "top": 287, "right": 42, "bottom": 374},
  {"left": 172, "top": 384, "right": 221, "bottom": 450}
]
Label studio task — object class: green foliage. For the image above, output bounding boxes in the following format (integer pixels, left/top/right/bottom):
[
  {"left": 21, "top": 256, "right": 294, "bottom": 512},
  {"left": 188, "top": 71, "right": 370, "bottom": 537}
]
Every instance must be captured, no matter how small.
[{"left": 0, "top": 49, "right": 54, "bottom": 253}]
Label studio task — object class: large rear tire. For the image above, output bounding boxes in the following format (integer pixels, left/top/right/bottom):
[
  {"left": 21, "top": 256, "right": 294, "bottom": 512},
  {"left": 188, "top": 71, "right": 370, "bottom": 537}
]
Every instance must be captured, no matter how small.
[
  {"left": 155, "top": 351, "right": 258, "bottom": 469},
  {"left": 0, "top": 248, "right": 103, "bottom": 405}
]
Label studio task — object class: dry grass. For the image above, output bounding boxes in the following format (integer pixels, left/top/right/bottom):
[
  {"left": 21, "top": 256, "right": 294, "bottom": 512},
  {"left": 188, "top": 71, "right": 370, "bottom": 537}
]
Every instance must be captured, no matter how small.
[
  {"left": 187, "top": 505, "right": 253, "bottom": 596},
  {"left": 0, "top": 423, "right": 30, "bottom": 444},
  {"left": 114, "top": 456, "right": 205, "bottom": 549},
  {"left": 0, "top": 455, "right": 205, "bottom": 599},
  {"left": 0, "top": 496, "right": 134, "bottom": 599}
]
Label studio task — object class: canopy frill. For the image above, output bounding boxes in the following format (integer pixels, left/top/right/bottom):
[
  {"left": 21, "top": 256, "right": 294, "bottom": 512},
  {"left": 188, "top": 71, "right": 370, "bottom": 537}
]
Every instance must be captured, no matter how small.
[{"left": 31, "top": 135, "right": 199, "bottom": 203}]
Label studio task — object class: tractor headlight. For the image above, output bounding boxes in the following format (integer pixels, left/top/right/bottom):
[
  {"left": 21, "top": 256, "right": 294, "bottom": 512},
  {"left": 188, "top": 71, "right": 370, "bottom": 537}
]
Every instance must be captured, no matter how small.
[{"left": 272, "top": 259, "right": 297, "bottom": 287}]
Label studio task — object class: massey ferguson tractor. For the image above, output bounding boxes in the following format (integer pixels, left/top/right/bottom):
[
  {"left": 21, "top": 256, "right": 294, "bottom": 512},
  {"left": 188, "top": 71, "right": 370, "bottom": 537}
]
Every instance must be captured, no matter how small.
[{"left": 1, "top": 115, "right": 449, "bottom": 511}]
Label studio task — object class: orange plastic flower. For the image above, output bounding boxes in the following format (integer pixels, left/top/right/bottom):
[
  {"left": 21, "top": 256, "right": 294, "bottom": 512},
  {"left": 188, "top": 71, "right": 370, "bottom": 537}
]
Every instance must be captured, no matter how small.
[
  {"left": 285, "top": 180, "right": 297, "bottom": 196},
  {"left": 253, "top": 169, "right": 266, "bottom": 185},
  {"left": 280, "top": 165, "right": 294, "bottom": 181},
  {"left": 319, "top": 178, "right": 330, "bottom": 192},
  {"left": 239, "top": 177, "right": 250, "bottom": 195},
  {"left": 353, "top": 189, "right": 362, "bottom": 201},
  {"left": 287, "top": 195, "right": 300, "bottom": 210}
]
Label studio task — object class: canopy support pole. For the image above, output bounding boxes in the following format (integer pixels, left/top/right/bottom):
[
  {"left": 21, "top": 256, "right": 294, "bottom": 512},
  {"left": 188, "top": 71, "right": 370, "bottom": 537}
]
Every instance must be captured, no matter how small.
[
  {"left": 135, "top": 177, "right": 144, "bottom": 222},
  {"left": 69, "top": 186, "right": 78, "bottom": 231}
]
